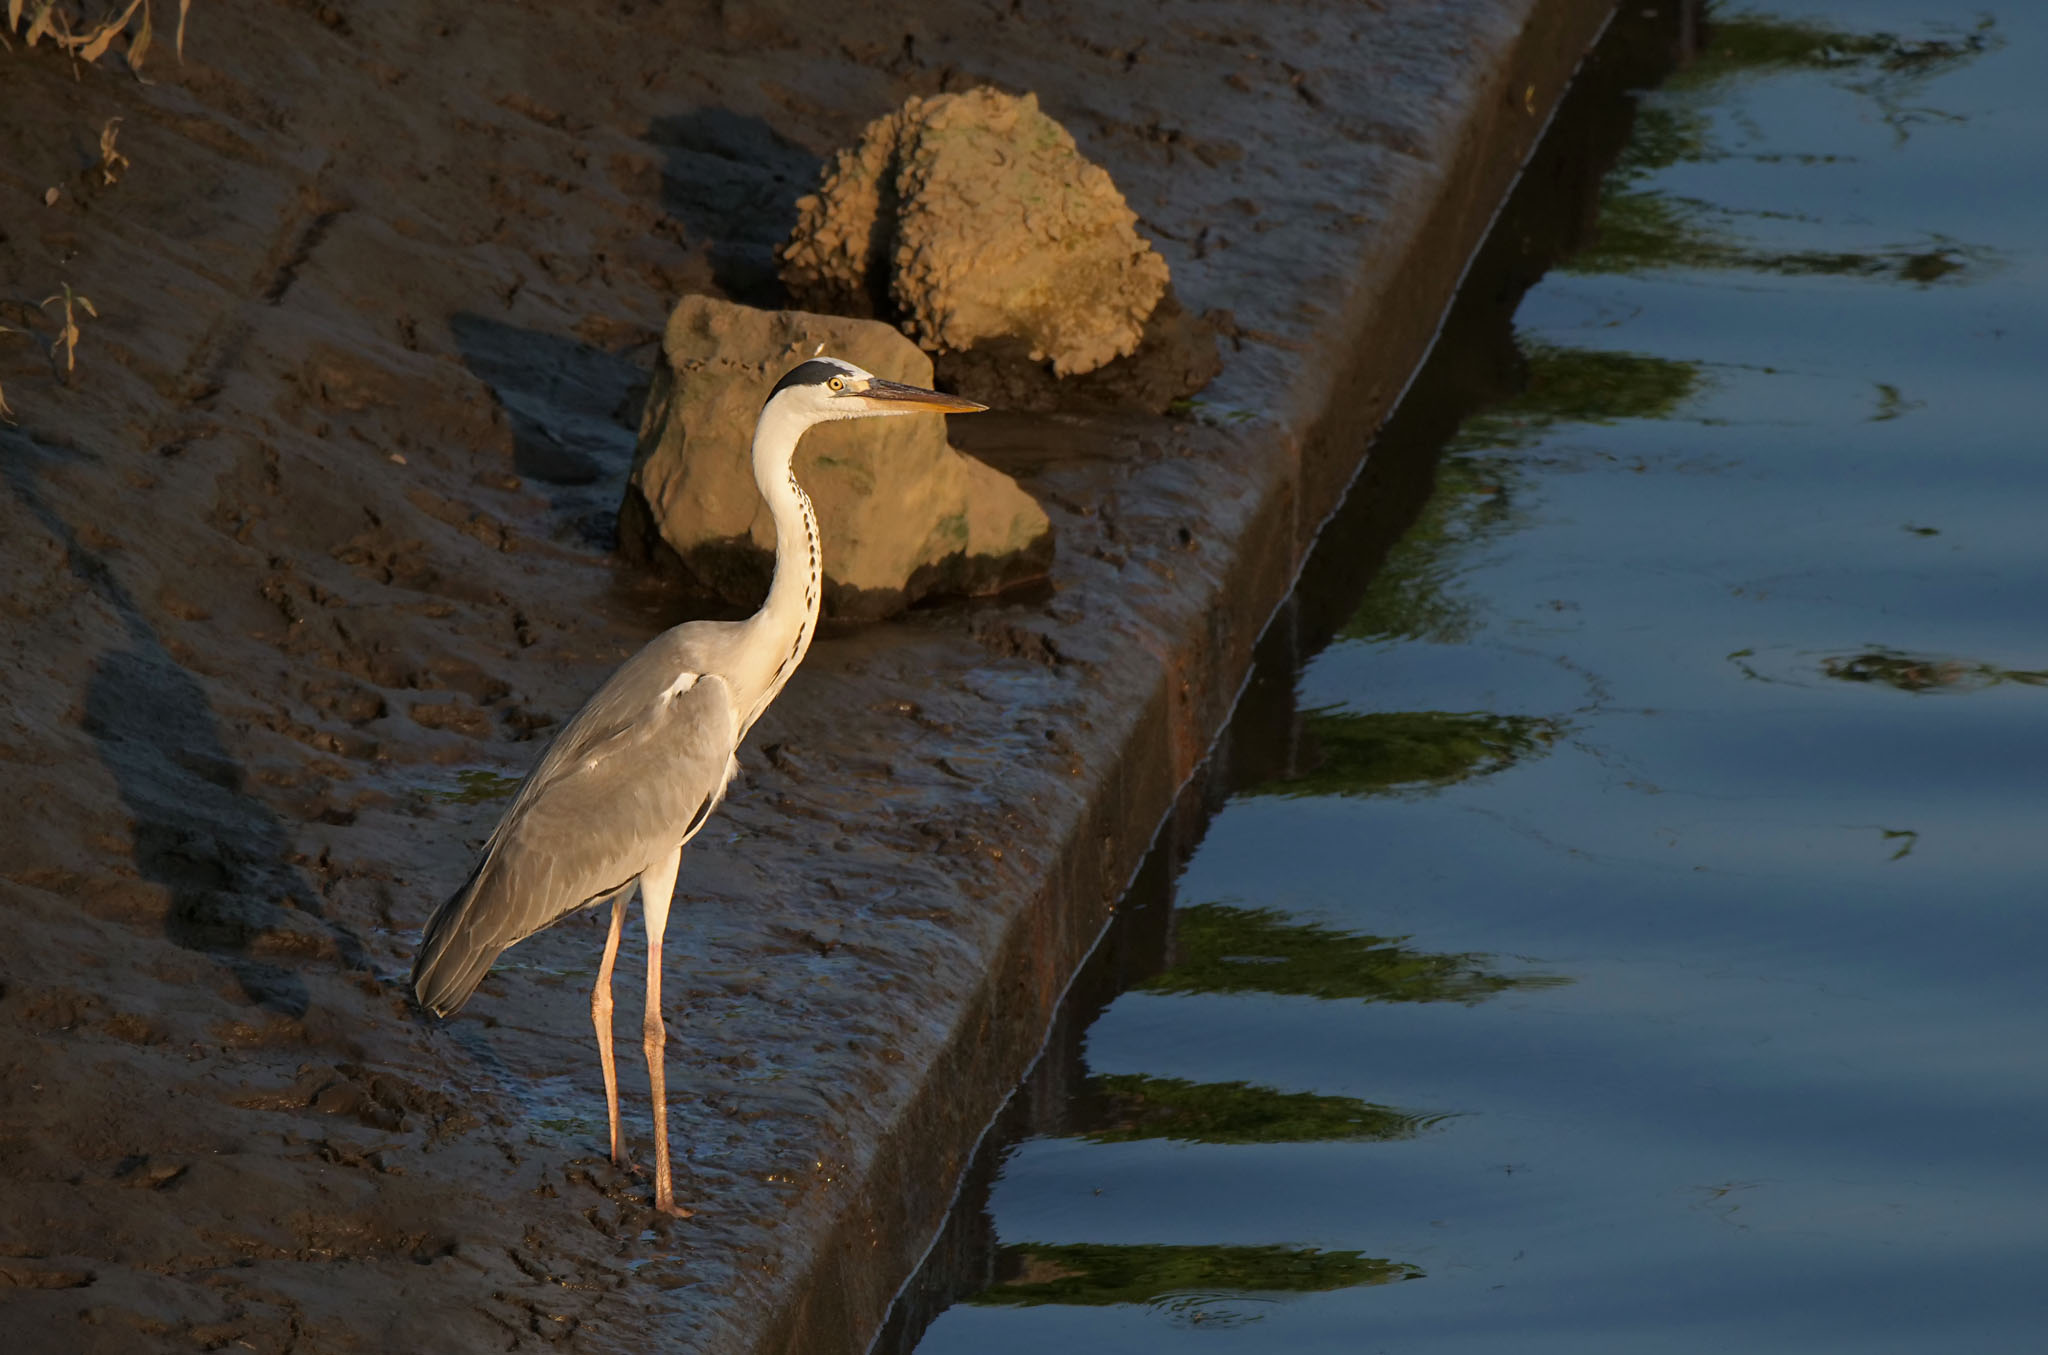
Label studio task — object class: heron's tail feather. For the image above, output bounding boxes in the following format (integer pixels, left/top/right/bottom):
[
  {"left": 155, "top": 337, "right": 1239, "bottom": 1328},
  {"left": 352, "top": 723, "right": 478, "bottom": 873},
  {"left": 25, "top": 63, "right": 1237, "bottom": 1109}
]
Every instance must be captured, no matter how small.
[{"left": 411, "top": 861, "right": 508, "bottom": 1018}]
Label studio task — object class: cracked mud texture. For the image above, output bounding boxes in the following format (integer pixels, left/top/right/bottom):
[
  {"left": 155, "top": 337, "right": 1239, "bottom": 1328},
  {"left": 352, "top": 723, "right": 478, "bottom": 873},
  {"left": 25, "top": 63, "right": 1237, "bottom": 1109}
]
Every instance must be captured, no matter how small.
[{"left": 0, "top": 0, "right": 1611, "bottom": 1352}]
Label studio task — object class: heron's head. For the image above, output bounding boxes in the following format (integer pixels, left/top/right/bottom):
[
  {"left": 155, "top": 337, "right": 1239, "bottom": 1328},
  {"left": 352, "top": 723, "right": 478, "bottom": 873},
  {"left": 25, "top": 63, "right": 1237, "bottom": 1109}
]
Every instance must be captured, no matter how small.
[{"left": 764, "top": 356, "right": 987, "bottom": 425}]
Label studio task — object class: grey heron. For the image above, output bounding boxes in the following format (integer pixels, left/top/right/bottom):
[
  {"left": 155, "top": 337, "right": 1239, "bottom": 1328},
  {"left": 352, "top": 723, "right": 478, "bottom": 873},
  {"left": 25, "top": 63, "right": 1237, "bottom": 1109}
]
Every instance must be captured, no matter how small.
[{"left": 411, "top": 356, "right": 987, "bottom": 1216}]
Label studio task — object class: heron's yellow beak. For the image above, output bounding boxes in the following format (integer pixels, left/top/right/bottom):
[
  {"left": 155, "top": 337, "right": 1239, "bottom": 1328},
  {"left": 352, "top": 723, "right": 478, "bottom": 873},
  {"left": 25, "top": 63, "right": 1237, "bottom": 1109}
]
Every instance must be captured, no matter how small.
[{"left": 855, "top": 378, "right": 989, "bottom": 414}]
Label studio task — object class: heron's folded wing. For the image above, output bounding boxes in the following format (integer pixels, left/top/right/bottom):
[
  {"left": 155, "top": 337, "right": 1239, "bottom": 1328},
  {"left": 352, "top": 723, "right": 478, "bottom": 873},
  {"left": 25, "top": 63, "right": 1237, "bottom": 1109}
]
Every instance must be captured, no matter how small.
[
  {"left": 481, "top": 635, "right": 711, "bottom": 843},
  {"left": 463, "top": 673, "right": 739, "bottom": 949}
]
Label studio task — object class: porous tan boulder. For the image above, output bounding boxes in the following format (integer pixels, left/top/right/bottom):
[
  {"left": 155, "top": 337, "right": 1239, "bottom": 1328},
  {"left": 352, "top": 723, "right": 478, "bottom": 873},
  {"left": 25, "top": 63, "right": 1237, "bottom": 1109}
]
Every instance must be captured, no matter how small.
[
  {"left": 619, "top": 295, "right": 1052, "bottom": 620},
  {"left": 781, "top": 88, "right": 1172, "bottom": 378}
]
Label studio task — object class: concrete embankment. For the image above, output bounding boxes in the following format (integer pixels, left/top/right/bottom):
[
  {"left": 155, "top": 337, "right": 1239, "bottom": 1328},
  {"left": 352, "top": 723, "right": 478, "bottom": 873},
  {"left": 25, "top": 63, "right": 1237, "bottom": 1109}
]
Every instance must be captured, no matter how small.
[
  {"left": 0, "top": 2, "right": 1610, "bottom": 1351},
  {"left": 767, "top": 7, "right": 1624, "bottom": 1353}
]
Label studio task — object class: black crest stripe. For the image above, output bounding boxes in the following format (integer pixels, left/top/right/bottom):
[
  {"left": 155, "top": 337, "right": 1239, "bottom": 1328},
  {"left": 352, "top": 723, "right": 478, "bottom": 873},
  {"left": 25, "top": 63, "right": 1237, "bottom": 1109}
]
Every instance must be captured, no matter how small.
[{"left": 767, "top": 359, "right": 848, "bottom": 402}]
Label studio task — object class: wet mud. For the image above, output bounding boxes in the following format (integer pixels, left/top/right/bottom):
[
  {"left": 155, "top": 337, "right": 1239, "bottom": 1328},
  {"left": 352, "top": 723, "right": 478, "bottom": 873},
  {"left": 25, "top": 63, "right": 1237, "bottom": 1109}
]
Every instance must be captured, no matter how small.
[{"left": 0, "top": 1, "right": 1609, "bottom": 1351}]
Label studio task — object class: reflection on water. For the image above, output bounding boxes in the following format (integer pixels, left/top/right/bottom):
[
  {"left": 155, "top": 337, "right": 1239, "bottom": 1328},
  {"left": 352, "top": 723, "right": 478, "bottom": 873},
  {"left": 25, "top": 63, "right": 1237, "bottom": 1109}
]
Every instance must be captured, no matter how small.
[
  {"left": 1576, "top": 13, "right": 2000, "bottom": 280},
  {"left": 973, "top": 1243, "right": 1419, "bottom": 1310},
  {"left": 1070, "top": 1073, "right": 1446, "bottom": 1146},
  {"left": 1684, "top": 14, "right": 1994, "bottom": 77},
  {"left": 1726, "top": 645, "right": 2048, "bottom": 694},
  {"left": 1463, "top": 342, "right": 1705, "bottom": 445},
  {"left": 1259, "top": 709, "right": 1565, "bottom": 797},
  {"left": 1821, "top": 650, "right": 2048, "bottom": 694},
  {"left": 1345, "top": 343, "right": 1708, "bottom": 645},
  {"left": 889, "top": 3, "right": 2048, "bottom": 1351},
  {"left": 1142, "top": 903, "right": 1567, "bottom": 1005},
  {"left": 1585, "top": 193, "right": 1979, "bottom": 281},
  {"left": 1338, "top": 452, "right": 1515, "bottom": 646}
]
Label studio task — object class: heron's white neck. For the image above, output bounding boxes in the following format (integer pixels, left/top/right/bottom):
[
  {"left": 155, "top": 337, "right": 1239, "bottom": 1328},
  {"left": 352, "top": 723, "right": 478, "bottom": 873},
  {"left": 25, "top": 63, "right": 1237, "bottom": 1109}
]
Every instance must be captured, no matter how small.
[{"left": 736, "top": 399, "right": 823, "bottom": 735}]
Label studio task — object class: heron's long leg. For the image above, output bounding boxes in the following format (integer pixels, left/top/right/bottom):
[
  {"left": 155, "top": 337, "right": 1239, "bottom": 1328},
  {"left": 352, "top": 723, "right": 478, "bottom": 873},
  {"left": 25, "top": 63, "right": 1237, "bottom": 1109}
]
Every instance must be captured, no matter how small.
[
  {"left": 638, "top": 846, "right": 693, "bottom": 1219},
  {"left": 591, "top": 891, "right": 632, "bottom": 1170}
]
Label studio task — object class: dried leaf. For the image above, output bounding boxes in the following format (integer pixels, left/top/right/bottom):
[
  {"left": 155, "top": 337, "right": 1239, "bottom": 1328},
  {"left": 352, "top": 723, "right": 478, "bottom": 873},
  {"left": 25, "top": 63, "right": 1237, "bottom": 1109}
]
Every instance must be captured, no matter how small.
[
  {"left": 25, "top": 0, "right": 56, "bottom": 48},
  {"left": 6, "top": 0, "right": 23, "bottom": 35},
  {"left": 79, "top": 0, "right": 142, "bottom": 61},
  {"left": 97, "top": 117, "right": 131, "bottom": 184},
  {"left": 129, "top": 0, "right": 151, "bottom": 69},
  {"left": 50, "top": 8, "right": 91, "bottom": 48},
  {"left": 40, "top": 285, "right": 94, "bottom": 375},
  {"left": 43, "top": 186, "right": 59, "bottom": 206}
]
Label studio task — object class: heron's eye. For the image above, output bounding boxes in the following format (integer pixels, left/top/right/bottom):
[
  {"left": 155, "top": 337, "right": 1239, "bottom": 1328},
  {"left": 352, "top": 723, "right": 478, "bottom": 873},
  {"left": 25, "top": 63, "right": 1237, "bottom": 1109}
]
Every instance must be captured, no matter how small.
[{"left": 827, "top": 377, "right": 845, "bottom": 392}]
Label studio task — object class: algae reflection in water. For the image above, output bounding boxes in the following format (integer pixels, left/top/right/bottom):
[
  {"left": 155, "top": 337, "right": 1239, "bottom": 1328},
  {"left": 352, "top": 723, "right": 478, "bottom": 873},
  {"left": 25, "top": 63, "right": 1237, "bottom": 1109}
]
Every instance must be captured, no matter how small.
[
  {"left": 1143, "top": 903, "right": 1567, "bottom": 1005},
  {"left": 1257, "top": 709, "right": 1565, "bottom": 798},
  {"left": 1067, "top": 1073, "right": 1445, "bottom": 1147},
  {"left": 1344, "top": 342, "right": 1704, "bottom": 646},
  {"left": 1575, "top": 12, "right": 2001, "bottom": 280},
  {"left": 974, "top": 1243, "right": 1418, "bottom": 1311},
  {"left": 1821, "top": 650, "right": 2048, "bottom": 694}
]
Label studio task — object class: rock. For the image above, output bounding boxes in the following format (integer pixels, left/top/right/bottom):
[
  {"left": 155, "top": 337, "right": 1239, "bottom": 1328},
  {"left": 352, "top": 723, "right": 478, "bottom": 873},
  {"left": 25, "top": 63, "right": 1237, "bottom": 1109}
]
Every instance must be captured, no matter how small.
[
  {"left": 931, "top": 291, "right": 1224, "bottom": 416},
  {"left": 776, "top": 112, "right": 901, "bottom": 322},
  {"left": 780, "top": 88, "right": 1178, "bottom": 380},
  {"left": 619, "top": 296, "right": 1053, "bottom": 621}
]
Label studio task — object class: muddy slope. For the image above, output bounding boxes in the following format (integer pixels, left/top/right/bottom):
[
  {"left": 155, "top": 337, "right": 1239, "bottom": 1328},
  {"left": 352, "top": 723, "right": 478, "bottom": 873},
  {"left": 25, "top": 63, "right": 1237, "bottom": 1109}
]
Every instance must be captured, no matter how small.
[{"left": 0, "top": 2, "right": 1609, "bottom": 1352}]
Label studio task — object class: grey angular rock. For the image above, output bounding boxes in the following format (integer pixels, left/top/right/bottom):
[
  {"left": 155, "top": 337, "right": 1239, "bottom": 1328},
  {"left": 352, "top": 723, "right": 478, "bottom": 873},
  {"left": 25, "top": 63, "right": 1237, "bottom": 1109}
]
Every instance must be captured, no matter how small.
[{"left": 619, "top": 296, "right": 1052, "bottom": 620}]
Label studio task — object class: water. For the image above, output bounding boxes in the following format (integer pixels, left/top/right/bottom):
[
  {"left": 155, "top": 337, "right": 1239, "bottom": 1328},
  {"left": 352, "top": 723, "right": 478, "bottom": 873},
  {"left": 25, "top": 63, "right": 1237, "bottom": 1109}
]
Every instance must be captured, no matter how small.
[{"left": 882, "top": 4, "right": 2048, "bottom": 1351}]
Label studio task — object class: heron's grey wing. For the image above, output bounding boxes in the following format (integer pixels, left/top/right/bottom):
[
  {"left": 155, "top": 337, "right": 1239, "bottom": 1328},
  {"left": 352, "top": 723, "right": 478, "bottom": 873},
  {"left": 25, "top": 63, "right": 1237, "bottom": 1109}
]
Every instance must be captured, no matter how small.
[
  {"left": 411, "top": 672, "right": 737, "bottom": 1015},
  {"left": 481, "top": 627, "right": 728, "bottom": 850},
  {"left": 489, "top": 672, "right": 738, "bottom": 942}
]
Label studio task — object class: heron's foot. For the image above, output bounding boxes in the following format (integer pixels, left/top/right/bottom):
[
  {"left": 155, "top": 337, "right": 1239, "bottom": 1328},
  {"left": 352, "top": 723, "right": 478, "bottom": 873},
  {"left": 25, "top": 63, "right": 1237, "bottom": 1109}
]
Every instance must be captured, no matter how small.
[
  {"left": 654, "top": 1198, "right": 696, "bottom": 1220},
  {"left": 610, "top": 1152, "right": 645, "bottom": 1177}
]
